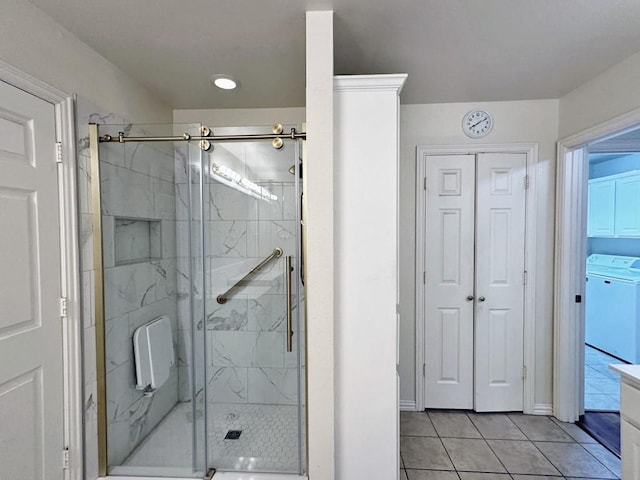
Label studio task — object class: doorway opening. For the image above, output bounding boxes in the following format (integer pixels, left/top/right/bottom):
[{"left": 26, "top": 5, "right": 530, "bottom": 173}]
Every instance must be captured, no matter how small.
[
  {"left": 555, "top": 111, "right": 640, "bottom": 459},
  {"left": 578, "top": 128, "right": 640, "bottom": 455}
]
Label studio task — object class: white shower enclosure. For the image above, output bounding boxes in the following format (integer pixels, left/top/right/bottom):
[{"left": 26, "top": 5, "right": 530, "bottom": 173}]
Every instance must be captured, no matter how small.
[{"left": 91, "top": 123, "right": 306, "bottom": 478}]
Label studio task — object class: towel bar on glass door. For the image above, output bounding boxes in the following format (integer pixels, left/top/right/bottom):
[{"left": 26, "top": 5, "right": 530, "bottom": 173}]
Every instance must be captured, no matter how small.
[{"left": 216, "top": 247, "right": 283, "bottom": 304}]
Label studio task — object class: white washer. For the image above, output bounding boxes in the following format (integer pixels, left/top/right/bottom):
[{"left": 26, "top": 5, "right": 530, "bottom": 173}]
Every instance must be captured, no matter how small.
[{"left": 586, "top": 254, "right": 640, "bottom": 363}]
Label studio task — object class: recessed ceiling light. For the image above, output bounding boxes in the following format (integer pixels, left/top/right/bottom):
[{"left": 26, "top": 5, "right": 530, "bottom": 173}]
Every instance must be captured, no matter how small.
[{"left": 211, "top": 74, "right": 238, "bottom": 90}]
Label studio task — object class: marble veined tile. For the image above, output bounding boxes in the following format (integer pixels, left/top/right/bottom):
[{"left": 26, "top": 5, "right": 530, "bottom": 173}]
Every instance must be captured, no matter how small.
[
  {"left": 210, "top": 331, "right": 285, "bottom": 368},
  {"left": 282, "top": 183, "right": 297, "bottom": 221},
  {"left": 257, "top": 184, "right": 284, "bottom": 221},
  {"left": 105, "top": 314, "right": 131, "bottom": 374},
  {"left": 161, "top": 219, "right": 177, "bottom": 260},
  {"left": 247, "top": 367, "right": 299, "bottom": 405},
  {"left": 101, "top": 162, "right": 154, "bottom": 219},
  {"left": 246, "top": 220, "right": 296, "bottom": 258},
  {"left": 106, "top": 361, "right": 134, "bottom": 424},
  {"left": 248, "top": 293, "right": 287, "bottom": 331},
  {"left": 207, "top": 367, "right": 248, "bottom": 403},
  {"left": 203, "top": 296, "right": 248, "bottom": 331},
  {"left": 154, "top": 177, "right": 176, "bottom": 220},
  {"left": 104, "top": 262, "right": 158, "bottom": 319},
  {"left": 209, "top": 182, "right": 259, "bottom": 221},
  {"left": 208, "top": 220, "right": 248, "bottom": 258}
]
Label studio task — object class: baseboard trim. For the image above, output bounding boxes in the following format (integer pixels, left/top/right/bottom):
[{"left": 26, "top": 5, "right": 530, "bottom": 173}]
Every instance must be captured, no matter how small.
[
  {"left": 533, "top": 403, "right": 554, "bottom": 416},
  {"left": 400, "top": 400, "right": 417, "bottom": 412}
]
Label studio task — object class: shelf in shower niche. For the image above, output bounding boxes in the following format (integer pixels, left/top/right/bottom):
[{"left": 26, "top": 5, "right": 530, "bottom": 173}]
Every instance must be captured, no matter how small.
[{"left": 114, "top": 217, "right": 162, "bottom": 265}]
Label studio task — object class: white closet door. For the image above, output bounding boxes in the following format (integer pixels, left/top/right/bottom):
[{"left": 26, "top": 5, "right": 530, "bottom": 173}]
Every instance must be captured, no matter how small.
[
  {"left": 0, "top": 80, "right": 63, "bottom": 479},
  {"left": 474, "top": 153, "right": 526, "bottom": 412},
  {"left": 424, "top": 155, "right": 476, "bottom": 409}
]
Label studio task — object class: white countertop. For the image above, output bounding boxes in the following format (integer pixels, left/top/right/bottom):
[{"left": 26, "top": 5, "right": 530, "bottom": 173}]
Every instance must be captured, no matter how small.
[{"left": 610, "top": 364, "right": 640, "bottom": 389}]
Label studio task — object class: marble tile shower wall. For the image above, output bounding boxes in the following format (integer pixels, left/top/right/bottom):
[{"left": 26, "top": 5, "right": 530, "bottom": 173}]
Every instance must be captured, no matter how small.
[
  {"left": 102, "top": 135, "right": 179, "bottom": 467},
  {"left": 180, "top": 148, "right": 303, "bottom": 407},
  {"left": 76, "top": 98, "right": 183, "bottom": 473}
]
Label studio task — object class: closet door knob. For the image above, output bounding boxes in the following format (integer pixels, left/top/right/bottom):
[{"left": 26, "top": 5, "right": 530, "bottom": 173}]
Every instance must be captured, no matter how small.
[
  {"left": 478, "top": 296, "right": 486, "bottom": 302},
  {"left": 466, "top": 295, "right": 474, "bottom": 301}
]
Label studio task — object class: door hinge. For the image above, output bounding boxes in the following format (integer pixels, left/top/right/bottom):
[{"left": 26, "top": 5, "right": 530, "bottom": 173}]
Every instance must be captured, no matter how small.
[
  {"left": 424, "top": 177, "right": 428, "bottom": 191},
  {"left": 62, "top": 447, "right": 70, "bottom": 469},
  {"left": 60, "top": 297, "right": 68, "bottom": 318},
  {"left": 522, "top": 366, "right": 527, "bottom": 379},
  {"left": 524, "top": 175, "right": 529, "bottom": 189},
  {"left": 423, "top": 363, "right": 426, "bottom": 377},
  {"left": 55, "top": 142, "right": 63, "bottom": 163},
  {"left": 523, "top": 270, "right": 528, "bottom": 285},
  {"left": 423, "top": 271, "right": 426, "bottom": 284}
]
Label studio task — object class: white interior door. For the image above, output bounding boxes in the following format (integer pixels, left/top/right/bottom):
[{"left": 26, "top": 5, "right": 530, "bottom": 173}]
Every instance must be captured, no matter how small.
[
  {"left": 474, "top": 153, "right": 526, "bottom": 412},
  {"left": 0, "top": 80, "right": 64, "bottom": 479},
  {"left": 424, "top": 155, "right": 476, "bottom": 409}
]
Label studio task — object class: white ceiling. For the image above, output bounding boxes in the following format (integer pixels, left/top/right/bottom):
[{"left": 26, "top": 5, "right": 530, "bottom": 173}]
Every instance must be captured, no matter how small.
[{"left": 27, "top": 0, "right": 640, "bottom": 109}]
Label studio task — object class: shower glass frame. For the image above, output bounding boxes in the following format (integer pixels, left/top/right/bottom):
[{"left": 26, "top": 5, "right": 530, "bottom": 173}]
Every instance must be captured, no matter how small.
[{"left": 89, "top": 123, "right": 306, "bottom": 477}]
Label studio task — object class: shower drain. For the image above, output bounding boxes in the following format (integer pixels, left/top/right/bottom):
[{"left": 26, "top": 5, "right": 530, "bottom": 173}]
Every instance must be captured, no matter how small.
[{"left": 224, "top": 430, "right": 242, "bottom": 440}]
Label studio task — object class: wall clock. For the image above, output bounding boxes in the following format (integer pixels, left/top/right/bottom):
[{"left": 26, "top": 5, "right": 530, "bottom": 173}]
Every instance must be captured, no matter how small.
[{"left": 462, "top": 109, "right": 493, "bottom": 138}]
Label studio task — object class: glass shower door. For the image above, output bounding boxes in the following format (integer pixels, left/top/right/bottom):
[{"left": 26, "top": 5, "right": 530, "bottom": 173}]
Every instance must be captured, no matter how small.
[{"left": 202, "top": 127, "right": 305, "bottom": 474}]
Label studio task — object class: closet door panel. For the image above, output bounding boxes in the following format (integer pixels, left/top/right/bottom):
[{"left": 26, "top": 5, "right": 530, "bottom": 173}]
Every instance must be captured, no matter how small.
[
  {"left": 424, "top": 155, "right": 475, "bottom": 409},
  {"left": 474, "top": 153, "right": 526, "bottom": 412}
]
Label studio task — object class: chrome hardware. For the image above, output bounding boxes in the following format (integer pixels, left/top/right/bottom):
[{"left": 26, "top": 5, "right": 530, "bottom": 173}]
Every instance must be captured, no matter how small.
[
  {"left": 285, "top": 256, "right": 293, "bottom": 352},
  {"left": 272, "top": 137, "right": 284, "bottom": 149},
  {"left": 98, "top": 128, "right": 306, "bottom": 143},
  {"left": 216, "top": 248, "right": 283, "bottom": 304},
  {"left": 478, "top": 296, "right": 486, "bottom": 302},
  {"left": 272, "top": 123, "right": 284, "bottom": 134},
  {"left": 200, "top": 125, "right": 211, "bottom": 137},
  {"left": 466, "top": 295, "right": 474, "bottom": 301},
  {"left": 200, "top": 139, "right": 212, "bottom": 152}
]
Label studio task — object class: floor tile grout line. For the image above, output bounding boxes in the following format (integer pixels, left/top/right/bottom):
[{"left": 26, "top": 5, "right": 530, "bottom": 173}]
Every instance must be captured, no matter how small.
[
  {"left": 576, "top": 441, "right": 622, "bottom": 478},
  {"left": 424, "top": 412, "right": 464, "bottom": 475},
  {"left": 506, "top": 413, "right": 574, "bottom": 478},
  {"left": 528, "top": 436, "right": 620, "bottom": 479},
  {"left": 464, "top": 410, "right": 513, "bottom": 476},
  {"left": 404, "top": 410, "right": 619, "bottom": 479}
]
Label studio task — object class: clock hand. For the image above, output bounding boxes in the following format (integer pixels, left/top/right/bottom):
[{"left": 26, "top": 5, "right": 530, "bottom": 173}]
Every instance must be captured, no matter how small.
[{"left": 470, "top": 118, "right": 487, "bottom": 129}]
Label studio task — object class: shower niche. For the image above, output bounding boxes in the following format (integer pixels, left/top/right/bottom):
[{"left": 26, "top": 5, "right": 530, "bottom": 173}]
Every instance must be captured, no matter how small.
[{"left": 90, "top": 123, "right": 306, "bottom": 477}]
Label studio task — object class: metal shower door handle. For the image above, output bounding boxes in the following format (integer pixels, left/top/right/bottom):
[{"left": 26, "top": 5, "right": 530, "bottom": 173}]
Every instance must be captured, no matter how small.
[
  {"left": 285, "top": 256, "right": 294, "bottom": 352},
  {"left": 478, "top": 296, "right": 486, "bottom": 302},
  {"left": 466, "top": 295, "right": 474, "bottom": 301}
]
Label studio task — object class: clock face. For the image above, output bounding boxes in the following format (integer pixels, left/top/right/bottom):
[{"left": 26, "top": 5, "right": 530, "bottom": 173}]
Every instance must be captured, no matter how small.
[{"left": 463, "top": 110, "right": 493, "bottom": 138}]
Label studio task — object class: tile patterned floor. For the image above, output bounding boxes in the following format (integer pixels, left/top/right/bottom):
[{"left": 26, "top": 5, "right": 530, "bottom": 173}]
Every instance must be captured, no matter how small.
[
  {"left": 585, "top": 345, "right": 622, "bottom": 411},
  {"left": 123, "top": 402, "right": 301, "bottom": 473},
  {"left": 400, "top": 410, "right": 621, "bottom": 480}
]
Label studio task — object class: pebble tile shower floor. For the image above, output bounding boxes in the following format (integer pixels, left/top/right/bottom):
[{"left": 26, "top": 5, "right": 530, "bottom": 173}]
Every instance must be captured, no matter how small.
[
  {"left": 124, "top": 402, "right": 299, "bottom": 473},
  {"left": 400, "top": 410, "right": 621, "bottom": 480}
]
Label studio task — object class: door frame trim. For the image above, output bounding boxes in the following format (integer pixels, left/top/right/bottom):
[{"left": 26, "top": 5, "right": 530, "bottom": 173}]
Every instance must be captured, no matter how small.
[
  {"left": 415, "top": 143, "right": 538, "bottom": 414},
  {"left": 0, "top": 59, "right": 82, "bottom": 480},
  {"left": 554, "top": 107, "right": 640, "bottom": 422}
]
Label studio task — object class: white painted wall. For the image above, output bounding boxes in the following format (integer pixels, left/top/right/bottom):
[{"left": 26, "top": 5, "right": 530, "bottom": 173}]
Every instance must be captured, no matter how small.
[
  {"left": 174, "top": 107, "right": 305, "bottom": 126},
  {"left": 399, "top": 100, "right": 559, "bottom": 409},
  {"left": 304, "top": 13, "right": 335, "bottom": 479},
  {"left": 334, "top": 74, "right": 405, "bottom": 480},
  {"left": 560, "top": 50, "right": 640, "bottom": 139},
  {"left": 0, "top": 0, "right": 171, "bottom": 123}
]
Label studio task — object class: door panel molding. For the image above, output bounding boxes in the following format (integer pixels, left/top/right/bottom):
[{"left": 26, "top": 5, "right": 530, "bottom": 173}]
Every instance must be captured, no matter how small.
[
  {"left": 416, "top": 143, "right": 538, "bottom": 414},
  {"left": 0, "top": 60, "right": 81, "bottom": 480}
]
